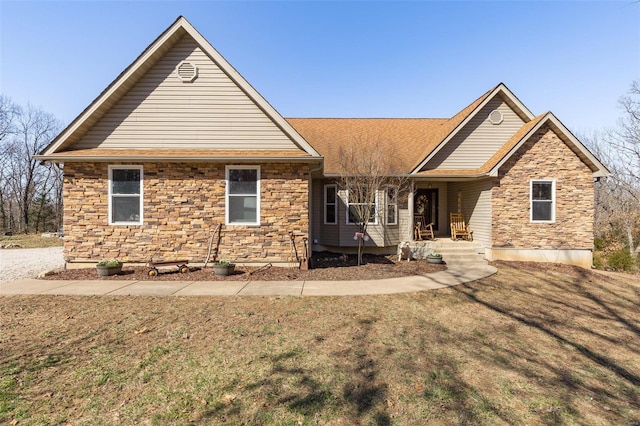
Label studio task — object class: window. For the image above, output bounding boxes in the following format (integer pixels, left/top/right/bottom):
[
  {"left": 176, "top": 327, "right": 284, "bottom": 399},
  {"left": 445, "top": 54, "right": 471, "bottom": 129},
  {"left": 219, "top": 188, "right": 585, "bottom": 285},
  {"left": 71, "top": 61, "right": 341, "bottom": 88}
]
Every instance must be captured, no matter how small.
[
  {"left": 386, "top": 187, "right": 398, "bottom": 225},
  {"left": 226, "top": 166, "right": 260, "bottom": 225},
  {"left": 108, "top": 165, "right": 143, "bottom": 225},
  {"left": 346, "top": 190, "right": 378, "bottom": 225},
  {"left": 531, "top": 180, "right": 555, "bottom": 222},
  {"left": 324, "top": 184, "right": 337, "bottom": 224}
]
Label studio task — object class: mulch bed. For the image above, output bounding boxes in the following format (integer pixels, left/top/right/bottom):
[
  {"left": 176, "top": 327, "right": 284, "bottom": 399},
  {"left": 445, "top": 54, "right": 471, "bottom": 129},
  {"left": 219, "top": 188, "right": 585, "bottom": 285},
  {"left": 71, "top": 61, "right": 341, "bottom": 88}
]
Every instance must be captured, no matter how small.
[{"left": 42, "top": 253, "right": 446, "bottom": 281}]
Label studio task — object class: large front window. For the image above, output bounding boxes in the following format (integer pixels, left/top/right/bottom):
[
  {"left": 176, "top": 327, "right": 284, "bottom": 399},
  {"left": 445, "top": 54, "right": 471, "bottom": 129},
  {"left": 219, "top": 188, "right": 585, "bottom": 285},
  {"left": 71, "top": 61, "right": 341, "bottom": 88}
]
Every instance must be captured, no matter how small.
[
  {"left": 226, "top": 166, "right": 260, "bottom": 225},
  {"left": 108, "top": 165, "right": 143, "bottom": 225},
  {"left": 531, "top": 180, "right": 555, "bottom": 222}
]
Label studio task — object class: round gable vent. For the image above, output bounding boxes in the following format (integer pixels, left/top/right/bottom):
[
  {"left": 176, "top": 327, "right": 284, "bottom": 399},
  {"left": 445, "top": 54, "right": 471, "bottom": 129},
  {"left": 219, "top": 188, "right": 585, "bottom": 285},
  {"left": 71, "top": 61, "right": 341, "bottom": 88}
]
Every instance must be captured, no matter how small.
[
  {"left": 489, "top": 109, "right": 504, "bottom": 125},
  {"left": 176, "top": 61, "right": 198, "bottom": 82}
]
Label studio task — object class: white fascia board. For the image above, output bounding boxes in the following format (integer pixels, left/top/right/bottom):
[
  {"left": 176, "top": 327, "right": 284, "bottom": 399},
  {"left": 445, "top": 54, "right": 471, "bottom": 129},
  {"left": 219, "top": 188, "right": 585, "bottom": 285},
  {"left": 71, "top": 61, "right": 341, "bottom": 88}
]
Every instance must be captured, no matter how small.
[
  {"left": 410, "top": 83, "right": 536, "bottom": 175},
  {"left": 33, "top": 154, "right": 323, "bottom": 163}
]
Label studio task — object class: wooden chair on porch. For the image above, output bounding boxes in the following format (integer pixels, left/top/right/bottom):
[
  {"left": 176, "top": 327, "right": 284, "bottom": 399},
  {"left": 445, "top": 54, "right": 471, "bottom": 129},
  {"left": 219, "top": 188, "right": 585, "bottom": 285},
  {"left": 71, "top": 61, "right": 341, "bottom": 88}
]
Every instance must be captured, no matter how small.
[
  {"left": 450, "top": 212, "right": 473, "bottom": 241},
  {"left": 414, "top": 216, "right": 435, "bottom": 240}
]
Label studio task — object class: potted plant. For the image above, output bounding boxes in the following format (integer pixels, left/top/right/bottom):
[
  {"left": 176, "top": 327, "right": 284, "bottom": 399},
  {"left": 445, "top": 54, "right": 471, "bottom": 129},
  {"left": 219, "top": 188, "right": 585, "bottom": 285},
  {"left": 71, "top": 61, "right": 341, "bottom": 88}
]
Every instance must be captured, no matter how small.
[
  {"left": 96, "top": 258, "right": 123, "bottom": 276},
  {"left": 426, "top": 252, "right": 443, "bottom": 264},
  {"left": 212, "top": 260, "right": 235, "bottom": 276}
]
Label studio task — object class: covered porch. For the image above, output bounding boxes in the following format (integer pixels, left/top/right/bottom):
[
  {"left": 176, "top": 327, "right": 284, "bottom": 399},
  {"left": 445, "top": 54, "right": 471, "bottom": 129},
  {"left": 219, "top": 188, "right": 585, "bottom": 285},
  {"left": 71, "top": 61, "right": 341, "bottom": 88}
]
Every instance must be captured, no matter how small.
[{"left": 399, "top": 178, "right": 494, "bottom": 263}]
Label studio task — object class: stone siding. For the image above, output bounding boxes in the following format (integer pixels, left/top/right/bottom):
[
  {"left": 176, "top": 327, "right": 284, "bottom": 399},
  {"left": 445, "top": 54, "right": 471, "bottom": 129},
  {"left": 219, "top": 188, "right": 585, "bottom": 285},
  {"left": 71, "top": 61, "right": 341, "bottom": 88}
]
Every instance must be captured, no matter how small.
[
  {"left": 491, "top": 125, "right": 594, "bottom": 249},
  {"left": 62, "top": 162, "right": 309, "bottom": 263}
]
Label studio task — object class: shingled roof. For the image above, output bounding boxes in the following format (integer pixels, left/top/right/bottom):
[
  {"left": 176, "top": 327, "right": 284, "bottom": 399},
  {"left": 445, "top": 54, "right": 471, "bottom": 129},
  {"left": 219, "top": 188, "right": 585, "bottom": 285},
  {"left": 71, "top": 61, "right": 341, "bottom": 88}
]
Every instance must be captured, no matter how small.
[
  {"left": 287, "top": 85, "right": 496, "bottom": 175},
  {"left": 288, "top": 83, "right": 607, "bottom": 178}
]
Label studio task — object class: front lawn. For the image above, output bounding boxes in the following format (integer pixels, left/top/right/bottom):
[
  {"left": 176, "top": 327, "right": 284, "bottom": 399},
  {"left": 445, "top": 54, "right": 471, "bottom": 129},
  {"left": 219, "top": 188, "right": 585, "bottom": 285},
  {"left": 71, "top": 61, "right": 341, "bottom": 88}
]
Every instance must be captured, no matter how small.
[
  {"left": 1, "top": 262, "right": 638, "bottom": 425},
  {"left": 0, "top": 233, "right": 62, "bottom": 249}
]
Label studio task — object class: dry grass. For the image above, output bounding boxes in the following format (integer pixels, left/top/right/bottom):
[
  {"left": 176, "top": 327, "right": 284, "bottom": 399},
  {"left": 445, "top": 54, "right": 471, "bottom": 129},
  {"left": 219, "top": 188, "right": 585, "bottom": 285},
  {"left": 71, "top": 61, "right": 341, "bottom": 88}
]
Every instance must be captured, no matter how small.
[
  {"left": 0, "top": 234, "right": 63, "bottom": 249},
  {"left": 1, "top": 262, "right": 638, "bottom": 425}
]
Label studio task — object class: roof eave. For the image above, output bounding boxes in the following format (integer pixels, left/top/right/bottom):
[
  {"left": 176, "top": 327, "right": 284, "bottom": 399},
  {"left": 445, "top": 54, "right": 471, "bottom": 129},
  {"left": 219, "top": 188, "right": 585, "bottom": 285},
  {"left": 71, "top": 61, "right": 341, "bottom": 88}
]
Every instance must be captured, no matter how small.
[
  {"left": 412, "top": 172, "right": 490, "bottom": 179},
  {"left": 33, "top": 155, "right": 323, "bottom": 163}
]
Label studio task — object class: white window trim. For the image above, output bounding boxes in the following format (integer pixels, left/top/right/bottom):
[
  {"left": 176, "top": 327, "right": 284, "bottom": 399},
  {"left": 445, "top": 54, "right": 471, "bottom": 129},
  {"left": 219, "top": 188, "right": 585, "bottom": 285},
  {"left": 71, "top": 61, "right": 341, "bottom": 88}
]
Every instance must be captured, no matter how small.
[
  {"left": 346, "top": 190, "right": 379, "bottom": 226},
  {"left": 324, "top": 184, "right": 338, "bottom": 225},
  {"left": 530, "top": 179, "right": 556, "bottom": 223},
  {"left": 386, "top": 187, "right": 398, "bottom": 226},
  {"left": 225, "top": 165, "right": 261, "bottom": 226},
  {"left": 108, "top": 165, "right": 143, "bottom": 226}
]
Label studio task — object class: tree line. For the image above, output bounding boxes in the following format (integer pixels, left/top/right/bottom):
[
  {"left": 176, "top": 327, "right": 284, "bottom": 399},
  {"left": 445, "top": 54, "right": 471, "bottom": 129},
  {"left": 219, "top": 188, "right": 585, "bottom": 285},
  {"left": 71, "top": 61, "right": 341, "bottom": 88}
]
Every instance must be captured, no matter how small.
[
  {"left": 0, "top": 95, "right": 63, "bottom": 234},
  {"left": 586, "top": 81, "right": 640, "bottom": 270}
]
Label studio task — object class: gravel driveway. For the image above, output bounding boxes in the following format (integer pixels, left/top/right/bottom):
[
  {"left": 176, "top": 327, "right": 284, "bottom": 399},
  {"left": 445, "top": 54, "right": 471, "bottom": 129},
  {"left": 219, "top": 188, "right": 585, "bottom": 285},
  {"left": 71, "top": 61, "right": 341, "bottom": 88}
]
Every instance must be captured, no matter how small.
[{"left": 0, "top": 247, "right": 64, "bottom": 283}]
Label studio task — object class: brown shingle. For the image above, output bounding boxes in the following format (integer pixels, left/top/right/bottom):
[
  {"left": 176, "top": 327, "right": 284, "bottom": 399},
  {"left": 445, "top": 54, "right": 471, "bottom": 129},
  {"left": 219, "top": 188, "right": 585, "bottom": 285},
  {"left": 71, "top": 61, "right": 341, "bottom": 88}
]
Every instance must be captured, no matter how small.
[
  {"left": 286, "top": 118, "right": 447, "bottom": 174},
  {"left": 286, "top": 85, "right": 497, "bottom": 175}
]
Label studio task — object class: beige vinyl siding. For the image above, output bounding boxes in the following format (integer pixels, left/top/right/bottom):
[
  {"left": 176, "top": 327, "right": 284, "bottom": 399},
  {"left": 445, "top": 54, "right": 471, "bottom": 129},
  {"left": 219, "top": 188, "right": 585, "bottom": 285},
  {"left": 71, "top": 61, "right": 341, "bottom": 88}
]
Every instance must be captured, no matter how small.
[
  {"left": 74, "top": 35, "right": 300, "bottom": 150},
  {"left": 398, "top": 208, "right": 411, "bottom": 240},
  {"left": 312, "top": 179, "right": 341, "bottom": 246},
  {"left": 423, "top": 96, "right": 526, "bottom": 170},
  {"left": 447, "top": 179, "right": 493, "bottom": 247}
]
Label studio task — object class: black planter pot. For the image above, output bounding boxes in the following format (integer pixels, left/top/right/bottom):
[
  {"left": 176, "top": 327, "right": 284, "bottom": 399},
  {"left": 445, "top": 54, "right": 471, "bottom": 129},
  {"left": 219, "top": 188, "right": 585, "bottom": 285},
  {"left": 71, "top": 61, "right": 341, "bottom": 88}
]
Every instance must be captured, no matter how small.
[
  {"left": 96, "top": 263, "right": 123, "bottom": 276},
  {"left": 213, "top": 264, "right": 235, "bottom": 276}
]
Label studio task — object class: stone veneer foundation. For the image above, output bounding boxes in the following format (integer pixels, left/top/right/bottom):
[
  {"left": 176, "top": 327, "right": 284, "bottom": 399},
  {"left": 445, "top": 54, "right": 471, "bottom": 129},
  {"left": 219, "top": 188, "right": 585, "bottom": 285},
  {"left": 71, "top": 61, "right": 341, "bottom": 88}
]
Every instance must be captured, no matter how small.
[
  {"left": 489, "top": 125, "right": 595, "bottom": 267},
  {"left": 62, "top": 162, "right": 309, "bottom": 265}
]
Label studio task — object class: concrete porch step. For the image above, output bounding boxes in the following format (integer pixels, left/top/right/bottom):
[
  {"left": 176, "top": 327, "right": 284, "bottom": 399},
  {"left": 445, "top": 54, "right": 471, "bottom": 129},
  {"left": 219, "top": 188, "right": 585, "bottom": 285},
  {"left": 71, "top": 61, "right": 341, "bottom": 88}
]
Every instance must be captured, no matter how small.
[{"left": 400, "top": 239, "right": 488, "bottom": 266}]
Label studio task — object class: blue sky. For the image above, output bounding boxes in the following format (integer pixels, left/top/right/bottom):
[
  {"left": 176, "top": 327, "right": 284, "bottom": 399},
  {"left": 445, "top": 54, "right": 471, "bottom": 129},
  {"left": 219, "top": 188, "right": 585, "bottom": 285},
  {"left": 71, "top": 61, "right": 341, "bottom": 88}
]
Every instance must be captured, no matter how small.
[{"left": 1, "top": 1, "right": 638, "bottom": 136}]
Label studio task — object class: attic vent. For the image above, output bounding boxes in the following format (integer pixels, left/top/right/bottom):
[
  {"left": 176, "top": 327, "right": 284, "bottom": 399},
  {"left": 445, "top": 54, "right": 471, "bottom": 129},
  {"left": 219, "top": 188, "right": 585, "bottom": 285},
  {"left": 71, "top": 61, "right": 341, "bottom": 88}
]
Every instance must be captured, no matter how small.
[
  {"left": 176, "top": 61, "right": 198, "bottom": 82},
  {"left": 489, "top": 109, "right": 504, "bottom": 125}
]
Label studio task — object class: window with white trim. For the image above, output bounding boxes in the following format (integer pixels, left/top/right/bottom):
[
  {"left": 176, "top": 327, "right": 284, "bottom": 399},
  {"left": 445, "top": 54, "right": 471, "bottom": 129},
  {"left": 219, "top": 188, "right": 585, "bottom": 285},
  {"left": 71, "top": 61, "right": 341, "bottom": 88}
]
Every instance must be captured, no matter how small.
[
  {"left": 324, "top": 184, "right": 337, "bottom": 224},
  {"left": 226, "top": 166, "right": 260, "bottom": 225},
  {"left": 530, "top": 180, "right": 555, "bottom": 222},
  {"left": 386, "top": 187, "right": 398, "bottom": 225},
  {"left": 346, "top": 190, "right": 378, "bottom": 225},
  {"left": 108, "top": 165, "right": 143, "bottom": 225}
]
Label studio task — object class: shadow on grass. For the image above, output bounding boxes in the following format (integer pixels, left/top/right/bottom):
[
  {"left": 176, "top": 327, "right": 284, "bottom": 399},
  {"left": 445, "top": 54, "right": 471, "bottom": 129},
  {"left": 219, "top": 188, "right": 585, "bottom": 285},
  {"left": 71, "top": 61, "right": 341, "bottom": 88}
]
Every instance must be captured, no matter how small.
[
  {"left": 197, "top": 316, "right": 393, "bottom": 425},
  {"left": 452, "top": 263, "right": 640, "bottom": 387}
]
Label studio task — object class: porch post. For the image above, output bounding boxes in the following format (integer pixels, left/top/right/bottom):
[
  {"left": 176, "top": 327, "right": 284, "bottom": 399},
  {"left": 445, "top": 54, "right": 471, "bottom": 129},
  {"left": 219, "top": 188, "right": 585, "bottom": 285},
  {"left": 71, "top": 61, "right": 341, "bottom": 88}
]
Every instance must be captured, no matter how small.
[{"left": 408, "top": 181, "right": 415, "bottom": 241}]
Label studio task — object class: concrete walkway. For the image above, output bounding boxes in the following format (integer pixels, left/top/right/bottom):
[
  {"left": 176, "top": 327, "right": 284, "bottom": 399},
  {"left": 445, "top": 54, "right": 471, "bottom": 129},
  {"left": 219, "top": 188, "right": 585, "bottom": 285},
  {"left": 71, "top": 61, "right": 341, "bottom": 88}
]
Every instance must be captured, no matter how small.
[{"left": 0, "top": 265, "right": 497, "bottom": 297}]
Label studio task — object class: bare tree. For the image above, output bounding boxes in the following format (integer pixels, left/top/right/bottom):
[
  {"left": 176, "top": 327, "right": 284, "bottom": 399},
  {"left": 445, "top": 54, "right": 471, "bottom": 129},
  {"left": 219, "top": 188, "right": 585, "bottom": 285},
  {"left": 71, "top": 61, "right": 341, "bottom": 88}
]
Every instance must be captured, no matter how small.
[
  {"left": 338, "top": 139, "right": 408, "bottom": 265},
  {"left": 0, "top": 95, "right": 18, "bottom": 229},
  {"left": 0, "top": 98, "right": 62, "bottom": 233},
  {"left": 587, "top": 81, "right": 640, "bottom": 258}
]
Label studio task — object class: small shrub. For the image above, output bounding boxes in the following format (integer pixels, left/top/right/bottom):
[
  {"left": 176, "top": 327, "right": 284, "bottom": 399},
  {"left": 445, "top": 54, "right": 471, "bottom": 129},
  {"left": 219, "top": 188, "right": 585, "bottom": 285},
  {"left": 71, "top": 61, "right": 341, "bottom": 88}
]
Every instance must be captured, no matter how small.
[
  {"left": 96, "top": 259, "right": 122, "bottom": 267},
  {"left": 592, "top": 252, "right": 605, "bottom": 270},
  {"left": 593, "top": 237, "right": 605, "bottom": 251},
  {"left": 606, "top": 248, "right": 636, "bottom": 271}
]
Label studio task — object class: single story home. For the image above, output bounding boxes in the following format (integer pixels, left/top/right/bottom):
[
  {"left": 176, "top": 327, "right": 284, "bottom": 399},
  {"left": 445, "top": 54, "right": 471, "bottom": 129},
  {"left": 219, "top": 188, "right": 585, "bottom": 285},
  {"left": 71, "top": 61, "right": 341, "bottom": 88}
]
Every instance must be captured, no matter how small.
[{"left": 36, "top": 16, "right": 609, "bottom": 269}]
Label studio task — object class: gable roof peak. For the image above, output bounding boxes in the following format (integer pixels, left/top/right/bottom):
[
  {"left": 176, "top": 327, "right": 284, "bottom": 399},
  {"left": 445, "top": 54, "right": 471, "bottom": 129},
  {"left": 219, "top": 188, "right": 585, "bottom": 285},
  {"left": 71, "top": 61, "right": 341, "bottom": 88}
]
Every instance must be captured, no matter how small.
[
  {"left": 39, "top": 15, "right": 320, "bottom": 159},
  {"left": 409, "top": 82, "right": 535, "bottom": 173}
]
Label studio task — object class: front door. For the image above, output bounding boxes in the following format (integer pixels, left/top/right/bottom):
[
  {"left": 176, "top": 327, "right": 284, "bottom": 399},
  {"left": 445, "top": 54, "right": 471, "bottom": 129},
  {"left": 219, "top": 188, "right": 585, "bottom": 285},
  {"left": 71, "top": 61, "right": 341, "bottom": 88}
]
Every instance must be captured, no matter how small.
[{"left": 415, "top": 189, "right": 439, "bottom": 231}]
